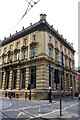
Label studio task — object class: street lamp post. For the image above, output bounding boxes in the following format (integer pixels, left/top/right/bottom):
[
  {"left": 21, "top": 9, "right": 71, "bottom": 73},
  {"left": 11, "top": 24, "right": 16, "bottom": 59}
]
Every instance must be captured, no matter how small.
[
  {"left": 70, "top": 87, "right": 73, "bottom": 99},
  {"left": 49, "top": 64, "right": 52, "bottom": 103},
  {"left": 49, "top": 87, "right": 52, "bottom": 102},
  {"left": 59, "top": 67, "right": 62, "bottom": 116}
]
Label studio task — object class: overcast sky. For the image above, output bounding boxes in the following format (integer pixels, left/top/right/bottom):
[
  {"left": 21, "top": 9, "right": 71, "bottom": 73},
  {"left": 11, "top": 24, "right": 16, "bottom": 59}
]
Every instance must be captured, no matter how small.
[{"left": 0, "top": 0, "right": 79, "bottom": 67}]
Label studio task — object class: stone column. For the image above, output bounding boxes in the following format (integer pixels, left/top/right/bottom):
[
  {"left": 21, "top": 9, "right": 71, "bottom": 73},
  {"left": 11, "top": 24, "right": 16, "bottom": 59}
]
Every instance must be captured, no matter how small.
[
  {"left": 8, "top": 70, "right": 13, "bottom": 90},
  {"left": 68, "top": 74, "right": 71, "bottom": 91},
  {"left": 25, "top": 67, "right": 29, "bottom": 89},
  {"left": 72, "top": 75, "right": 75, "bottom": 92},
  {"left": 2, "top": 71, "right": 6, "bottom": 90},
  {"left": 16, "top": 69, "right": 20, "bottom": 90},
  {"left": 64, "top": 73, "right": 67, "bottom": 91}
]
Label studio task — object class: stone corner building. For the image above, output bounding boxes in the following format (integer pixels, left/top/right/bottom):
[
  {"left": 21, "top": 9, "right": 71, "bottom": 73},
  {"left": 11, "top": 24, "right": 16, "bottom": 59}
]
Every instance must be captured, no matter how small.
[{"left": 0, "top": 14, "right": 77, "bottom": 99}]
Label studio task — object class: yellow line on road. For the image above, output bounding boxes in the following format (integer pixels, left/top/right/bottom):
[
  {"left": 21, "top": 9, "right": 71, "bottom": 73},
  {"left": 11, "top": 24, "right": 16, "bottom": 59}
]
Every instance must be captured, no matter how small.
[
  {"left": 29, "top": 102, "right": 78, "bottom": 119},
  {"left": 18, "top": 112, "right": 26, "bottom": 117},
  {"left": 4, "top": 102, "right": 59, "bottom": 111}
]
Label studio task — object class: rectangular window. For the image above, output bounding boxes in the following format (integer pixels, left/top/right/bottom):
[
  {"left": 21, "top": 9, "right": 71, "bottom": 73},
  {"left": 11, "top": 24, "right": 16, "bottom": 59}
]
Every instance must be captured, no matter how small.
[
  {"left": 23, "top": 50, "right": 27, "bottom": 59},
  {"left": 3, "top": 57, "right": 7, "bottom": 63},
  {"left": 55, "top": 41, "right": 58, "bottom": 48},
  {"left": 69, "top": 60, "right": 71, "bottom": 68},
  {"left": 49, "top": 48, "right": 52, "bottom": 57},
  {"left": 16, "top": 42, "right": 19, "bottom": 47},
  {"left": 49, "top": 66, "right": 53, "bottom": 87},
  {"left": 13, "top": 70, "right": 17, "bottom": 89},
  {"left": 65, "top": 58, "right": 67, "bottom": 66},
  {"left": 49, "top": 36, "right": 52, "bottom": 42},
  {"left": 55, "top": 51, "right": 58, "bottom": 60},
  {"left": 31, "top": 47, "right": 36, "bottom": 57},
  {"left": 20, "top": 69, "right": 26, "bottom": 89},
  {"left": 15, "top": 53, "right": 19, "bottom": 61},
  {"left": 64, "top": 48, "right": 66, "bottom": 54},
  {"left": 4, "top": 48, "right": 7, "bottom": 53},
  {"left": 30, "top": 66, "right": 36, "bottom": 88},
  {"left": 60, "top": 52, "right": 64, "bottom": 66},
  {"left": 10, "top": 45, "right": 12, "bottom": 50},
  {"left": 32, "top": 35, "right": 36, "bottom": 41},
  {"left": 23, "top": 39, "right": 27, "bottom": 45},
  {"left": 8, "top": 55, "right": 12, "bottom": 62}
]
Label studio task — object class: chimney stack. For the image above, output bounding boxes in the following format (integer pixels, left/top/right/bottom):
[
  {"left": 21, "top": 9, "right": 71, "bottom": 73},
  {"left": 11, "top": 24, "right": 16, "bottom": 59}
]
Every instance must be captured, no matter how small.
[{"left": 40, "top": 14, "right": 47, "bottom": 21}]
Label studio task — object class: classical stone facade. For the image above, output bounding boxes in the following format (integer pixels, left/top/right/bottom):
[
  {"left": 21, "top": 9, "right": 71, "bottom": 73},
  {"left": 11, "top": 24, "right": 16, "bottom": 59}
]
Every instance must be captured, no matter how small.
[{"left": 0, "top": 14, "right": 76, "bottom": 99}]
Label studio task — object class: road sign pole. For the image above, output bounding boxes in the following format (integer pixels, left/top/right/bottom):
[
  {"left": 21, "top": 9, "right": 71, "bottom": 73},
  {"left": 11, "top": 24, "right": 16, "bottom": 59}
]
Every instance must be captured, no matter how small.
[
  {"left": 59, "top": 68, "right": 62, "bottom": 116},
  {"left": 29, "top": 89, "right": 31, "bottom": 100}
]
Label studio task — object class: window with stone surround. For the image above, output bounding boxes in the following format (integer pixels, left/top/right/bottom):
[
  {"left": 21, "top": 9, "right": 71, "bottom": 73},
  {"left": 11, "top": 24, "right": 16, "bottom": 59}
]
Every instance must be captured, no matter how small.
[
  {"left": 22, "top": 50, "right": 27, "bottom": 59},
  {"left": 8, "top": 55, "right": 12, "bottom": 63},
  {"left": 49, "top": 48, "right": 52, "bottom": 57},
  {"left": 15, "top": 53, "right": 19, "bottom": 61},
  {"left": 32, "top": 35, "right": 36, "bottom": 42},
  {"left": 55, "top": 51, "right": 58, "bottom": 60},
  {"left": 13, "top": 70, "right": 17, "bottom": 89},
  {"left": 49, "top": 36, "right": 52, "bottom": 42},
  {"left": 65, "top": 58, "right": 67, "bottom": 67},
  {"left": 4, "top": 48, "right": 7, "bottom": 53},
  {"left": 60, "top": 52, "right": 64, "bottom": 66},
  {"left": 29, "top": 66, "right": 36, "bottom": 88},
  {"left": 20, "top": 69, "right": 26, "bottom": 89},
  {"left": 31, "top": 47, "right": 36, "bottom": 57},
  {"left": 16, "top": 42, "right": 20, "bottom": 47},
  {"left": 3, "top": 56, "right": 7, "bottom": 63},
  {"left": 10, "top": 45, "right": 13, "bottom": 50},
  {"left": 55, "top": 41, "right": 58, "bottom": 48},
  {"left": 23, "top": 39, "right": 27, "bottom": 45}
]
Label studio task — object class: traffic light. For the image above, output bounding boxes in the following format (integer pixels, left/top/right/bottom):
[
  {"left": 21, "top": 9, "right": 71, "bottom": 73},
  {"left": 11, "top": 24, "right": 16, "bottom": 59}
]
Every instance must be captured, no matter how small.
[
  {"left": 27, "top": 84, "right": 31, "bottom": 90},
  {"left": 54, "top": 69, "right": 59, "bottom": 84}
]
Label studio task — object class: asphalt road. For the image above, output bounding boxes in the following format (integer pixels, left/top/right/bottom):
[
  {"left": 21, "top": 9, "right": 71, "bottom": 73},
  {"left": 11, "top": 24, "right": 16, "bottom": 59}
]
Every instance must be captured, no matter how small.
[{"left": 0, "top": 97, "right": 79, "bottom": 120}]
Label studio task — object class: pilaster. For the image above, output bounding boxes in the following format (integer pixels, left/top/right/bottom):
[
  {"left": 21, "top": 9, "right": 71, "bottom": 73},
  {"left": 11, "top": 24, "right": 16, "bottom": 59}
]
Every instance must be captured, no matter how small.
[
  {"left": 25, "top": 67, "right": 29, "bottom": 89},
  {"left": 16, "top": 69, "right": 20, "bottom": 90},
  {"left": 8, "top": 70, "right": 13, "bottom": 90},
  {"left": 2, "top": 71, "right": 6, "bottom": 90},
  {"left": 68, "top": 74, "right": 71, "bottom": 91},
  {"left": 64, "top": 73, "right": 67, "bottom": 91}
]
